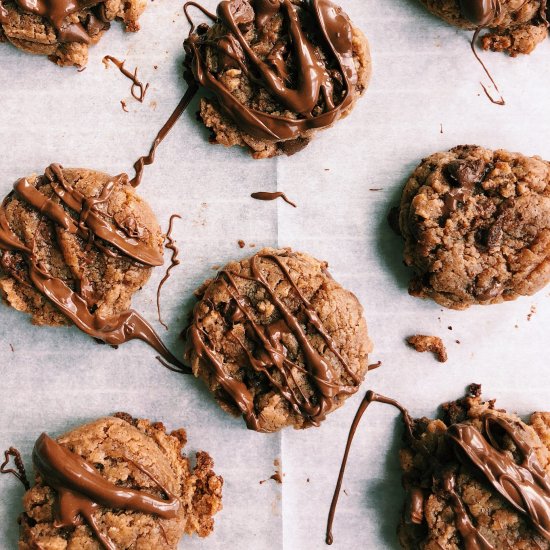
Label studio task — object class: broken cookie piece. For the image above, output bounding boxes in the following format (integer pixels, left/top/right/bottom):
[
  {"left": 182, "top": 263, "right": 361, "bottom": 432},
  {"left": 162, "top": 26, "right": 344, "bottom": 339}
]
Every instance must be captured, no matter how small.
[
  {"left": 407, "top": 335, "right": 447, "bottom": 363},
  {"left": 0, "top": 0, "right": 147, "bottom": 66},
  {"left": 183, "top": 0, "right": 371, "bottom": 158},
  {"left": 17, "top": 414, "right": 223, "bottom": 549}
]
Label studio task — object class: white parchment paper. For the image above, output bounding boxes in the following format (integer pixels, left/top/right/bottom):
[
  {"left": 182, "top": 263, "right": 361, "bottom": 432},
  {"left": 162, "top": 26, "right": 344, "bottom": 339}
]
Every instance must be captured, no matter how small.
[{"left": 0, "top": 0, "right": 549, "bottom": 548}]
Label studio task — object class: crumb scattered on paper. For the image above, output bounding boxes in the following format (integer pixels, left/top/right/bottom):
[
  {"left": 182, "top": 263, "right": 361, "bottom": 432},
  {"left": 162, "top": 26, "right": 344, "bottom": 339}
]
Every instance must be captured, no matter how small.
[{"left": 407, "top": 335, "right": 448, "bottom": 363}]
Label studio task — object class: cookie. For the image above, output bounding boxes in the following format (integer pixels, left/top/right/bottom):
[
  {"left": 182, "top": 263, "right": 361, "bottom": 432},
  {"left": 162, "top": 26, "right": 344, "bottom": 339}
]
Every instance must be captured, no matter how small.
[
  {"left": 398, "top": 145, "right": 550, "bottom": 309},
  {"left": 183, "top": 0, "right": 371, "bottom": 159},
  {"left": 419, "top": 0, "right": 548, "bottom": 56},
  {"left": 18, "top": 414, "right": 223, "bottom": 549},
  {"left": 0, "top": 164, "right": 188, "bottom": 368},
  {"left": 0, "top": 0, "right": 146, "bottom": 66},
  {"left": 184, "top": 247, "right": 373, "bottom": 432},
  {"left": 398, "top": 386, "right": 550, "bottom": 549}
]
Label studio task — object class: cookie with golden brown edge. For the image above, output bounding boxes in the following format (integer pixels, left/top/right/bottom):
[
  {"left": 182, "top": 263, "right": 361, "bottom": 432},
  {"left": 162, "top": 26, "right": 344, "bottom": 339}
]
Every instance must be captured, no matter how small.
[
  {"left": 398, "top": 145, "right": 550, "bottom": 309},
  {"left": 183, "top": 0, "right": 371, "bottom": 159},
  {"left": 0, "top": 164, "right": 186, "bottom": 369},
  {"left": 17, "top": 414, "right": 223, "bottom": 549},
  {"left": 184, "top": 247, "right": 373, "bottom": 432},
  {"left": 0, "top": 0, "right": 146, "bottom": 67},
  {"left": 419, "top": 0, "right": 548, "bottom": 56},
  {"left": 398, "top": 386, "right": 550, "bottom": 549}
]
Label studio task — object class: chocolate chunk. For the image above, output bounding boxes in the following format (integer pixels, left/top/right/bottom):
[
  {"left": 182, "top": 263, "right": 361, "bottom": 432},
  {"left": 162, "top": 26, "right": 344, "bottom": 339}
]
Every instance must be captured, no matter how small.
[
  {"left": 279, "top": 137, "right": 311, "bottom": 156},
  {"left": 444, "top": 159, "right": 487, "bottom": 189}
]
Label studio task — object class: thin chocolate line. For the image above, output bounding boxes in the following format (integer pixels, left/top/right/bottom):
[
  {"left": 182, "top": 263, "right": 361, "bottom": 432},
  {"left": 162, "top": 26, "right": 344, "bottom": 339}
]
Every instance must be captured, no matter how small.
[
  {"left": 157, "top": 214, "right": 182, "bottom": 330},
  {"left": 470, "top": 29, "right": 505, "bottom": 106},
  {"left": 251, "top": 191, "right": 297, "bottom": 208},
  {"left": 103, "top": 56, "right": 150, "bottom": 103},
  {"left": 130, "top": 82, "right": 199, "bottom": 187},
  {"left": 0, "top": 447, "right": 30, "bottom": 490}
]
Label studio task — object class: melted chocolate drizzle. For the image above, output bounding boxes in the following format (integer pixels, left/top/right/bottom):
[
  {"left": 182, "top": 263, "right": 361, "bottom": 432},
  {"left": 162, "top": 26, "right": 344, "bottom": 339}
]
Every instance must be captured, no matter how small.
[
  {"left": 0, "top": 164, "right": 189, "bottom": 373},
  {"left": 251, "top": 191, "right": 297, "bottom": 207},
  {"left": 1, "top": 446, "right": 30, "bottom": 490},
  {"left": 130, "top": 81, "right": 198, "bottom": 187},
  {"left": 3, "top": 0, "right": 109, "bottom": 43},
  {"left": 326, "top": 390, "right": 550, "bottom": 547},
  {"left": 33, "top": 433, "right": 180, "bottom": 550},
  {"left": 103, "top": 56, "right": 150, "bottom": 103},
  {"left": 184, "top": 0, "right": 359, "bottom": 142},
  {"left": 156, "top": 214, "right": 182, "bottom": 330},
  {"left": 186, "top": 251, "right": 362, "bottom": 432}
]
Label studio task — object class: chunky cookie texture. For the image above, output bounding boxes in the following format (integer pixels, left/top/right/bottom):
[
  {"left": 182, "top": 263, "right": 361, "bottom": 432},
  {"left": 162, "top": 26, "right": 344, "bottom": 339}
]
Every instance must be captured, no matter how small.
[
  {"left": 184, "top": 0, "right": 371, "bottom": 159},
  {"left": 398, "top": 386, "right": 550, "bottom": 549},
  {"left": 419, "top": 0, "right": 548, "bottom": 56},
  {"left": 399, "top": 145, "right": 550, "bottom": 309},
  {"left": 0, "top": 166, "right": 163, "bottom": 326},
  {"left": 185, "top": 247, "right": 373, "bottom": 432},
  {"left": 0, "top": 0, "right": 146, "bottom": 66},
  {"left": 19, "top": 415, "right": 223, "bottom": 549}
]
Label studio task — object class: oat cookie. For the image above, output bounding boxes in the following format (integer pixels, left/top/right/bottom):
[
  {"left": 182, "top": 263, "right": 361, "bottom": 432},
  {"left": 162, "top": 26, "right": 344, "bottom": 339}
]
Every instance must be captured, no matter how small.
[
  {"left": 399, "top": 385, "right": 550, "bottom": 549},
  {"left": 185, "top": 247, "right": 373, "bottom": 432},
  {"left": 0, "top": 0, "right": 146, "bottom": 66},
  {"left": 18, "top": 414, "right": 223, "bottom": 549},
  {"left": 399, "top": 145, "right": 550, "bottom": 309},
  {"left": 184, "top": 0, "right": 371, "bottom": 158},
  {"left": 419, "top": 0, "right": 548, "bottom": 56}
]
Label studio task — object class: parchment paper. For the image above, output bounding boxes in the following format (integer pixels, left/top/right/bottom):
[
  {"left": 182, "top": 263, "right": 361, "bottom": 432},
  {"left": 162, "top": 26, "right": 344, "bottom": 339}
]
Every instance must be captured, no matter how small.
[{"left": 0, "top": 0, "right": 549, "bottom": 548}]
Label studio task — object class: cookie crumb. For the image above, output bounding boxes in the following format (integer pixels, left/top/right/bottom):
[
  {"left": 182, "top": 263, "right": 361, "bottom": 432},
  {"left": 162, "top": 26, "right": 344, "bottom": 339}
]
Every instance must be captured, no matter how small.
[
  {"left": 527, "top": 305, "right": 536, "bottom": 321},
  {"left": 238, "top": 240, "right": 245, "bottom": 248},
  {"left": 369, "top": 188, "right": 382, "bottom": 191},
  {"left": 447, "top": 326, "right": 452, "bottom": 330},
  {"left": 439, "top": 123, "right": 443, "bottom": 134},
  {"left": 407, "top": 335, "right": 447, "bottom": 363},
  {"left": 9, "top": 344, "right": 14, "bottom": 352},
  {"left": 367, "top": 361, "right": 382, "bottom": 371}
]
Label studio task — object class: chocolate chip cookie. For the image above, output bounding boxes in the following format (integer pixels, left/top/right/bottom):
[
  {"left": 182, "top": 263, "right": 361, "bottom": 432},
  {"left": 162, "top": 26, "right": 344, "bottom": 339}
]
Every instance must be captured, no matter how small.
[
  {"left": 420, "top": 0, "right": 548, "bottom": 56},
  {"left": 18, "top": 414, "right": 223, "bottom": 549},
  {"left": 398, "top": 385, "right": 550, "bottom": 549},
  {"left": 399, "top": 145, "right": 550, "bottom": 309},
  {"left": 0, "top": 0, "right": 146, "bottom": 66},
  {"left": 183, "top": 0, "right": 371, "bottom": 158},
  {"left": 184, "top": 247, "right": 373, "bottom": 432}
]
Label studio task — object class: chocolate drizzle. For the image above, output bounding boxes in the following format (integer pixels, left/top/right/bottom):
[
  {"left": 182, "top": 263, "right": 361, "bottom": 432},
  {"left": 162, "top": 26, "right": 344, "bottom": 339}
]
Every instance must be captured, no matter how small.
[
  {"left": 131, "top": 81, "right": 198, "bottom": 187},
  {"left": 184, "top": 0, "right": 360, "bottom": 142},
  {"left": 187, "top": 251, "right": 362, "bottom": 432},
  {"left": 103, "top": 56, "right": 150, "bottom": 103},
  {"left": 33, "top": 433, "right": 180, "bottom": 550},
  {"left": 448, "top": 415, "right": 550, "bottom": 541},
  {"left": 7, "top": 0, "right": 108, "bottom": 43},
  {"left": 0, "top": 164, "right": 189, "bottom": 373},
  {"left": 1, "top": 446, "right": 30, "bottom": 490},
  {"left": 156, "top": 214, "right": 182, "bottom": 330},
  {"left": 325, "top": 390, "right": 414, "bottom": 545},
  {"left": 251, "top": 191, "right": 297, "bottom": 207},
  {"left": 326, "top": 389, "right": 550, "bottom": 547}
]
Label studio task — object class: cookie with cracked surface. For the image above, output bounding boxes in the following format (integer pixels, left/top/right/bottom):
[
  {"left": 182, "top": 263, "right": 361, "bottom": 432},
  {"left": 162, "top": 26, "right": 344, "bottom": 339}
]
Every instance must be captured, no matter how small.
[
  {"left": 399, "top": 145, "right": 550, "bottom": 309},
  {"left": 419, "top": 0, "right": 548, "bottom": 56},
  {"left": 183, "top": 0, "right": 371, "bottom": 159},
  {"left": 18, "top": 414, "right": 223, "bottom": 549},
  {"left": 0, "top": 0, "right": 146, "bottom": 67},
  {"left": 184, "top": 247, "right": 373, "bottom": 432},
  {"left": 0, "top": 164, "right": 163, "bottom": 326},
  {"left": 398, "top": 386, "right": 550, "bottom": 549}
]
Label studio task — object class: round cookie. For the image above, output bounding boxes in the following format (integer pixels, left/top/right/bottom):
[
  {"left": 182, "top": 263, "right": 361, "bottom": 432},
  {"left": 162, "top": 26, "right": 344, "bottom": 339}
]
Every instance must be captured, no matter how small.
[
  {"left": 0, "top": 0, "right": 146, "bottom": 67},
  {"left": 398, "top": 387, "right": 550, "bottom": 549},
  {"left": 0, "top": 164, "right": 163, "bottom": 326},
  {"left": 399, "top": 145, "right": 550, "bottom": 309},
  {"left": 19, "top": 414, "right": 223, "bottom": 549},
  {"left": 184, "top": 0, "right": 371, "bottom": 159},
  {"left": 185, "top": 247, "right": 373, "bottom": 432},
  {"left": 419, "top": 0, "right": 548, "bottom": 56}
]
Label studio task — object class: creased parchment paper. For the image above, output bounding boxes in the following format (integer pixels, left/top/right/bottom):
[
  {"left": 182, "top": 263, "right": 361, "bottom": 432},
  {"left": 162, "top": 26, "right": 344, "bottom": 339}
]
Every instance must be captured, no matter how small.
[{"left": 1, "top": 0, "right": 549, "bottom": 548}]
